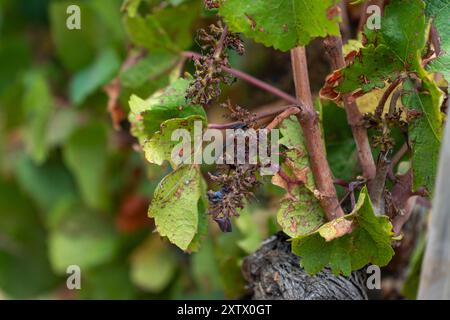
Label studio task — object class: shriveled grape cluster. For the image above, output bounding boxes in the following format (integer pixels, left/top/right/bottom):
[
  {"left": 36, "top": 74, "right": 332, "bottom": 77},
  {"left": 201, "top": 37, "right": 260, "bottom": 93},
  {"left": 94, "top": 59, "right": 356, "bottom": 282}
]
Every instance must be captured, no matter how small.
[
  {"left": 221, "top": 100, "right": 258, "bottom": 129},
  {"left": 185, "top": 17, "right": 264, "bottom": 232},
  {"left": 207, "top": 102, "right": 260, "bottom": 232},
  {"left": 185, "top": 21, "right": 244, "bottom": 106},
  {"left": 208, "top": 164, "right": 259, "bottom": 232}
]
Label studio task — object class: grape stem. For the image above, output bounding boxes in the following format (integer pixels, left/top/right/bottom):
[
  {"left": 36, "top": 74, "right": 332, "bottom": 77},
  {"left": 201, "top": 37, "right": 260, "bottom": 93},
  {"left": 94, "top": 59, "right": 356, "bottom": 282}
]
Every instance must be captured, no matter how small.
[
  {"left": 430, "top": 24, "right": 442, "bottom": 57},
  {"left": 323, "top": 35, "right": 376, "bottom": 182},
  {"left": 214, "top": 25, "right": 228, "bottom": 59},
  {"left": 207, "top": 104, "right": 298, "bottom": 129},
  {"left": 374, "top": 77, "right": 404, "bottom": 118}
]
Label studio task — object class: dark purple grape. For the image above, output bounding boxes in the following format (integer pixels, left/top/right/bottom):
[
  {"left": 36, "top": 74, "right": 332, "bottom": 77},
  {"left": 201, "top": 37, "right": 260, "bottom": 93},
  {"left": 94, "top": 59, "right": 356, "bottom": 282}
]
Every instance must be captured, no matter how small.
[{"left": 214, "top": 217, "right": 232, "bottom": 233}]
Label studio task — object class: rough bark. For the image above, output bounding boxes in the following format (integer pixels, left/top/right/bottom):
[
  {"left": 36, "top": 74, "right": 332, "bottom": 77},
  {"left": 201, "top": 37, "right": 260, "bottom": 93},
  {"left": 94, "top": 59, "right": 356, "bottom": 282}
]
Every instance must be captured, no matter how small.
[{"left": 242, "top": 232, "right": 368, "bottom": 300}]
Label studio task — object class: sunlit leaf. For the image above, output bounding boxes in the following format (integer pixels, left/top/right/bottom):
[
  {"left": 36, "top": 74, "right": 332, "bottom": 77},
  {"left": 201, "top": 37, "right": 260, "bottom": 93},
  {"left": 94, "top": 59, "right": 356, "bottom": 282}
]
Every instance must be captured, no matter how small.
[
  {"left": 220, "top": 0, "right": 341, "bottom": 51},
  {"left": 272, "top": 116, "right": 326, "bottom": 237},
  {"left": 148, "top": 165, "right": 206, "bottom": 251},
  {"left": 292, "top": 188, "right": 395, "bottom": 276}
]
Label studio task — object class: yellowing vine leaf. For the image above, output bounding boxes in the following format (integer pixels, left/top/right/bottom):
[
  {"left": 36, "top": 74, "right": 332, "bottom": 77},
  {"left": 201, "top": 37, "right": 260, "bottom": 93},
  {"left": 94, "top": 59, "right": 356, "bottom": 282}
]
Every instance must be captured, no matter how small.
[
  {"left": 321, "top": 0, "right": 427, "bottom": 100},
  {"left": 143, "top": 115, "right": 206, "bottom": 167},
  {"left": 129, "top": 78, "right": 206, "bottom": 145},
  {"left": 272, "top": 116, "right": 326, "bottom": 237},
  {"left": 356, "top": 85, "right": 403, "bottom": 114},
  {"left": 148, "top": 165, "right": 207, "bottom": 251}
]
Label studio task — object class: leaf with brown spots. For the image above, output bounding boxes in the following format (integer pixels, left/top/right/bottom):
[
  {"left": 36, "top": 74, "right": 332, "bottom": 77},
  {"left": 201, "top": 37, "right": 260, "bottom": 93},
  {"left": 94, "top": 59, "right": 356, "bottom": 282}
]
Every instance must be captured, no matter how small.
[
  {"left": 272, "top": 116, "right": 326, "bottom": 237},
  {"left": 292, "top": 187, "right": 395, "bottom": 276},
  {"left": 148, "top": 165, "right": 207, "bottom": 251},
  {"left": 277, "top": 185, "right": 326, "bottom": 238},
  {"left": 321, "top": 0, "right": 428, "bottom": 102},
  {"left": 143, "top": 114, "right": 206, "bottom": 168},
  {"left": 128, "top": 78, "right": 206, "bottom": 145},
  {"left": 277, "top": 116, "right": 315, "bottom": 192},
  {"left": 219, "top": 0, "right": 341, "bottom": 51}
]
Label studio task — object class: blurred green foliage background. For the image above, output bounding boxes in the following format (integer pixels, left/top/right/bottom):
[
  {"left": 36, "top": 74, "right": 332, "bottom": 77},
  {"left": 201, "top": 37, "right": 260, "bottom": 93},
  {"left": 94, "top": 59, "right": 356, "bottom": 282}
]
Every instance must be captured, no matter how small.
[
  {"left": 0, "top": 0, "right": 360, "bottom": 299},
  {"left": 0, "top": 0, "right": 281, "bottom": 299}
]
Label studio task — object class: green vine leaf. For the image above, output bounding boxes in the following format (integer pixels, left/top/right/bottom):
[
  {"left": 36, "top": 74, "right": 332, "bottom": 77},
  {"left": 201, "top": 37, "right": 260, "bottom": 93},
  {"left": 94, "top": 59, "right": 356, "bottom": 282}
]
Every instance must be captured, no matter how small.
[
  {"left": 124, "top": 2, "right": 199, "bottom": 53},
  {"left": 143, "top": 114, "right": 206, "bottom": 167},
  {"left": 370, "top": 0, "right": 426, "bottom": 66},
  {"left": 272, "top": 116, "right": 326, "bottom": 237},
  {"left": 322, "top": 0, "right": 427, "bottom": 98},
  {"left": 186, "top": 176, "right": 209, "bottom": 252},
  {"left": 219, "top": 0, "right": 341, "bottom": 51},
  {"left": 128, "top": 78, "right": 206, "bottom": 145},
  {"left": 402, "top": 77, "right": 444, "bottom": 193},
  {"left": 235, "top": 207, "right": 264, "bottom": 254},
  {"left": 335, "top": 44, "right": 405, "bottom": 93},
  {"left": 120, "top": 52, "right": 179, "bottom": 89},
  {"left": 292, "top": 187, "right": 395, "bottom": 276},
  {"left": 49, "top": 1, "right": 102, "bottom": 71},
  {"left": 0, "top": 178, "right": 58, "bottom": 298},
  {"left": 14, "top": 155, "right": 77, "bottom": 213},
  {"left": 425, "top": 0, "right": 450, "bottom": 81},
  {"left": 148, "top": 165, "right": 207, "bottom": 251}
]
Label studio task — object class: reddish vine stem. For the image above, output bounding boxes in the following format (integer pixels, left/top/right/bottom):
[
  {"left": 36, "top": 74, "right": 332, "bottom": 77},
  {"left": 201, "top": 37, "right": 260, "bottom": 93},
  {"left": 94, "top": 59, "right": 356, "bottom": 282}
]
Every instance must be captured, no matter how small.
[
  {"left": 208, "top": 104, "right": 298, "bottom": 129},
  {"left": 371, "top": 152, "right": 391, "bottom": 215},
  {"left": 183, "top": 51, "right": 299, "bottom": 105},
  {"left": 323, "top": 36, "right": 376, "bottom": 182},
  {"left": 339, "top": 1, "right": 351, "bottom": 43},
  {"left": 290, "top": 47, "right": 345, "bottom": 221},
  {"left": 430, "top": 25, "right": 442, "bottom": 57},
  {"left": 391, "top": 143, "right": 409, "bottom": 170}
]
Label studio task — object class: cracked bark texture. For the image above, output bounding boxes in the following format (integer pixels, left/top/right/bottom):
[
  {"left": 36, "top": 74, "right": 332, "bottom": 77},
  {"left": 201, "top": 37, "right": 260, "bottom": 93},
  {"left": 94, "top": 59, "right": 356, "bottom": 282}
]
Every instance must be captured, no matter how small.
[{"left": 242, "top": 232, "right": 368, "bottom": 300}]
